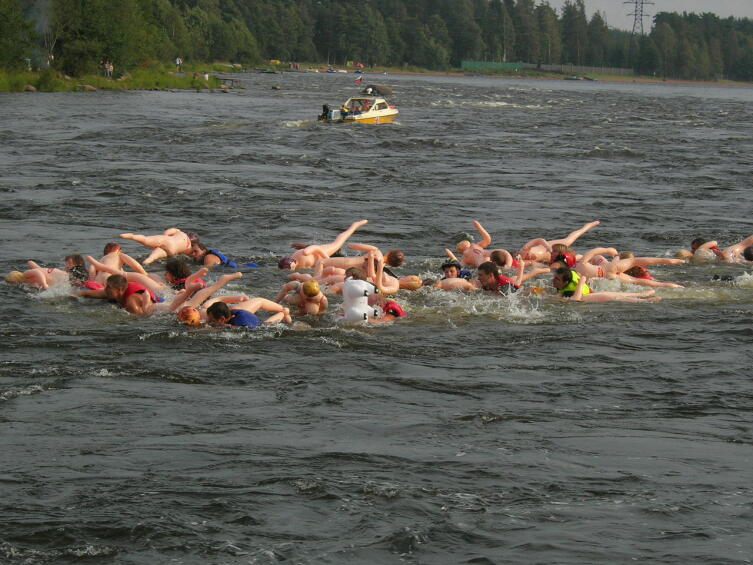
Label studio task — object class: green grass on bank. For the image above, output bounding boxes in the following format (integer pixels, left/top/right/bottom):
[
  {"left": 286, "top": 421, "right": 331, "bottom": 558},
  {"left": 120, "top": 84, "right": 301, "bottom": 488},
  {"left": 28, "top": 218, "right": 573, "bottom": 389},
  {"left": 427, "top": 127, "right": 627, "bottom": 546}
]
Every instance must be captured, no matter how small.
[
  {"left": 0, "top": 66, "right": 228, "bottom": 93},
  {"left": 3, "top": 61, "right": 750, "bottom": 92}
]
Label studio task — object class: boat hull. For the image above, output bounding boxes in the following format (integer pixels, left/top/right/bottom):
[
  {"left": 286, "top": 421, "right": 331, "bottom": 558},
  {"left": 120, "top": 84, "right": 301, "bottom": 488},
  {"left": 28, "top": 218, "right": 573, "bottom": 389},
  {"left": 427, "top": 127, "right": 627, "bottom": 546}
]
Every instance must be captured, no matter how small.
[{"left": 342, "top": 111, "right": 399, "bottom": 124}]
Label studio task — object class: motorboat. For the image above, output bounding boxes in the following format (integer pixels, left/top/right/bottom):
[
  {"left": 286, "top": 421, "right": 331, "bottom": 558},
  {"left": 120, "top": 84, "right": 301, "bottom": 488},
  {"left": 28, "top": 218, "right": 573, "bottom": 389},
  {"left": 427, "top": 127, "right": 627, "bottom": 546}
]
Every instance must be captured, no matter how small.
[{"left": 318, "top": 96, "right": 399, "bottom": 124}]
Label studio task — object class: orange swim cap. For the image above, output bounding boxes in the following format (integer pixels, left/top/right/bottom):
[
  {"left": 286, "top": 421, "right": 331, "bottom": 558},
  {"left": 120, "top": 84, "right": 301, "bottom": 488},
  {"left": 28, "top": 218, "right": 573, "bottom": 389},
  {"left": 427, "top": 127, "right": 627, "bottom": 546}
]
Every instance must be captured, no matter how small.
[{"left": 178, "top": 306, "right": 202, "bottom": 327}]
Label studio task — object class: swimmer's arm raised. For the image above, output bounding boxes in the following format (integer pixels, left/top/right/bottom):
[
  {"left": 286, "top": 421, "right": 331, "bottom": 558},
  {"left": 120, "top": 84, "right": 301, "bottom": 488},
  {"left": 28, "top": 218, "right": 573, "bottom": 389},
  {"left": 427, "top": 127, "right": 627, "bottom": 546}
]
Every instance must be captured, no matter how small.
[
  {"left": 571, "top": 274, "right": 588, "bottom": 301},
  {"left": 119, "top": 253, "right": 148, "bottom": 275},
  {"left": 348, "top": 243, "right": 383, "bottom": 259},
  {"left": 472, "top": 220, "right": 493, "bottom": 248},
  {"left": 274, "top": 281, "right": 298, "bottom": 303},
  {"left": 444, "top": 248, "right": 460, "bottom": 262},
  {"left": 581, "top": 247, "right": 618, "bottom": 264},
  {"left": 518, "top": 238, "right": 550, "bottom": 257}
]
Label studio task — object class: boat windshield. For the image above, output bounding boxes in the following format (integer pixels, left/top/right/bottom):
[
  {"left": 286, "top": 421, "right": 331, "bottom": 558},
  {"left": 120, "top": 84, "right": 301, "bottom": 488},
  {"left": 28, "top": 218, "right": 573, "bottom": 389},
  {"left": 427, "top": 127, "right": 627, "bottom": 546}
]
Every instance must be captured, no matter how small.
[{"left": 345, "top": 98, "right": 374, "bottom": 113}]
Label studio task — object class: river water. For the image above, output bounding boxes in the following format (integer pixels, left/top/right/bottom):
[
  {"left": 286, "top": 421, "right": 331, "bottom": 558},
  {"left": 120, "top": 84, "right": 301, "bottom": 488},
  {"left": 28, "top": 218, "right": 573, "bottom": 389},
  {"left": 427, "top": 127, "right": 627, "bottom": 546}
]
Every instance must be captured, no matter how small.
[{"left": 2, "top": 72, "right": 753, "bottom": 564}]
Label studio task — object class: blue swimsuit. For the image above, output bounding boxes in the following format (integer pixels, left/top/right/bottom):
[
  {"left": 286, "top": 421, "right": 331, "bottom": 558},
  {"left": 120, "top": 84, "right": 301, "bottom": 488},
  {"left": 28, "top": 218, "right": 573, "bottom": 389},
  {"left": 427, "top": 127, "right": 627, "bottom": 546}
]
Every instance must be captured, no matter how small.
[{"left": 230, "top": 310, "right": 260, "bottom": 329}]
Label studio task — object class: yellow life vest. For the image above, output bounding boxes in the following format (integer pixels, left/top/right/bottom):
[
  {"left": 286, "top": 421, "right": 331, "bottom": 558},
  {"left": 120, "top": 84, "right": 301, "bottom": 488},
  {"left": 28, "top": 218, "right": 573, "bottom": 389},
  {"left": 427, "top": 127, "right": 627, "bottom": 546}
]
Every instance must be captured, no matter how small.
[{"left": 559, "top": 270, "right": 591, "bottom": 297}]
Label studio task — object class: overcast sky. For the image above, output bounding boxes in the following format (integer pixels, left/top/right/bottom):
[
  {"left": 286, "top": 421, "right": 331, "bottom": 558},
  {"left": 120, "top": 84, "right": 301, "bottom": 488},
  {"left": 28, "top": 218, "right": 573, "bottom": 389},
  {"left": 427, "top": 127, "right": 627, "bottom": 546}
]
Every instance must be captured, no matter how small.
[{"left": 545, "top": 1, "right": 753, "bottom": 32}]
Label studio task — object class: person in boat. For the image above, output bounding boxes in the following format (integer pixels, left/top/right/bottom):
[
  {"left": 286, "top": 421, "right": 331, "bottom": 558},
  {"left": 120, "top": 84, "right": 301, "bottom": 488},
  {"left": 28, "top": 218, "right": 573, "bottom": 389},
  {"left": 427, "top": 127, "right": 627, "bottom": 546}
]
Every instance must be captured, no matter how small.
[
  {"left": 119, "top": 227, "right": 195, "bottom": 265},
  {"left": 189, "top": 242, "right": 239, "bottom": 268},
  {"left": 551, "top": 267, "right": 661, "bottom": 303},
  {"left": 274, "top": 279, "right": 328, "bottom": 316},
  {"left": 518, "top": 221, "right": 601, "bottom": 264},
  {"left": 205, "top": 299, "right": 292, "bottom": 328},
  {"left": 319, "top": 104, "right": 330, "bottom": 121},
  {"left": 278, "top": 219, "right": 368, "bottom": 270}
]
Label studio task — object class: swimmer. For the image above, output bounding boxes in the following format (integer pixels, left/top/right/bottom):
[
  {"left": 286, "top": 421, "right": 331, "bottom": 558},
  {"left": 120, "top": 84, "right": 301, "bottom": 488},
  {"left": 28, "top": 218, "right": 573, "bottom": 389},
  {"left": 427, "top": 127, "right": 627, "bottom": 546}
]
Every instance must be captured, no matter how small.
[
  {"left": 274, "top": 279, "right": 328, "bottom": 316},
  {"left": 367, "top": 293, "right": 407, "bottom": 323},
  {"left": 454, "top": 220, "right": 511, "bottom": 268},
  {"left": 89, "top": 242, "right": 149, "bottom": 285},
  {"left": 5, "top": 261, "right": 69, "bottom": 290},
  {"left": 100, "top": 274, "right": 162, "bottom": 316},
  {"left": 85, "top": 255, "right": 207, "bottom": 294},
  {"left": 163, "top": 258, "right": 207, "bottom": 290},
  {"left": 439, "top": 258, "right": 473, "bottom": 280},
  {"left": 367, "top": 250, "right": 400, "bottom": 295},
  {"left": 5, "top": 256, "right": 100, "bottom": 290},
  {"left": 426, "top": 259, "right": 469, "bottom": 290},
  {"left": 567, "top": 248, "right": 685, "bottom": 281},
  {"left": 678, "top": 235, "right": 753, "bottom": 264},
  {"left": 489, "top": 249, "right": 518, "bottom": 269},
  {"left": 476, "top": 261, "right": 521, "bottom": 293},
  {"left": 308, "top": 245, "right": 415, "bottom": 292},
  {"left": 621, "top": 265, "right": 684, "bottom": 289},
  {"left": 398, "top": 275, "right": 424, "bottom": 291},
  {"left": 714, "top": 235, "right": 753, "bottom": 263},
  {"left": 309, "top": 242, "right": 394, "bottom": 277},
  {"left": 80, "top": 267, "right": 219, "bottom": 317},
  {"left": 278, "top": 220, "right": 368, "bottom": 270},
  {"left": 432, "top": 276, "right": 478, "bottom": 291},
  {"left": 120, "top": 227, "right": 193, "bottom": 265},
  {"left": 205, "top": 299, "right": 292, "bottom": 328},
  {"left": 189, "top": 242, "right": 239, "bottom": 268},
  {"left": 63, "top": 254, "right": 93, "bottom": 287},
  {"left": 290, "top": 242, "right": 344, "bottom": 257},
  {"left": 551, "top": 267, "right": 661, "bottom": 303},
  {"left": 548, "top": 243, "right": 578, "bottom": 267},
  {"left": 172, "top": 272, "right": 248, "bottom": 325},
  {"left": 518, "top": 220, "right": 601, "bottom": 263}
]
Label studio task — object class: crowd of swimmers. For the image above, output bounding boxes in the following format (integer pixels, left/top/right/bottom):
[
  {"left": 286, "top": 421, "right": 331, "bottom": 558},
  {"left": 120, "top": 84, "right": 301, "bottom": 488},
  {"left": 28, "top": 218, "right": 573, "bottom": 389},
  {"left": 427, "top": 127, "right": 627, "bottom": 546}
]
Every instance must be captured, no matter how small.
[{"left": 6, "top": 219, "right": 753, "bottom": 329}]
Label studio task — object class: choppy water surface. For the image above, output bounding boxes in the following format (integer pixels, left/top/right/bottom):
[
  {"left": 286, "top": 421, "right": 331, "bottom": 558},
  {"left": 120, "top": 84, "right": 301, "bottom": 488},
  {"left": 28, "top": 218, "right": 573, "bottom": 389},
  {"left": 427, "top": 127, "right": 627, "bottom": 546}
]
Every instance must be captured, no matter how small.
[{"left": 2, "top": 73, "right": 753, "bottom": 564}]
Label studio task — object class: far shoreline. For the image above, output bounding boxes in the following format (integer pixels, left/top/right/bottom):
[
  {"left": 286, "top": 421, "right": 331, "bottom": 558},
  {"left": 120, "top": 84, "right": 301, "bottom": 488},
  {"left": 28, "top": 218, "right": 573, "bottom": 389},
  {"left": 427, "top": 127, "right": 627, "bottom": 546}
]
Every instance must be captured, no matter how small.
[
  {"left": 377, "top": 68, "right": 753, "bottom": 89},
  {"left": 3, "top": 62, "right": 752, "bottom": 93}
]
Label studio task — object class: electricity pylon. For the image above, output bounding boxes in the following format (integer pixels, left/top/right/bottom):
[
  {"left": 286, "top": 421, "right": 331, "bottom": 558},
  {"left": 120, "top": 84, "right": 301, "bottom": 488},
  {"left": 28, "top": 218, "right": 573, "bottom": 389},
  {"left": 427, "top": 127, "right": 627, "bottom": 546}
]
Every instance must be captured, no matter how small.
[{"left": 625, "top": 0, "right": 654, "bottom": 37}]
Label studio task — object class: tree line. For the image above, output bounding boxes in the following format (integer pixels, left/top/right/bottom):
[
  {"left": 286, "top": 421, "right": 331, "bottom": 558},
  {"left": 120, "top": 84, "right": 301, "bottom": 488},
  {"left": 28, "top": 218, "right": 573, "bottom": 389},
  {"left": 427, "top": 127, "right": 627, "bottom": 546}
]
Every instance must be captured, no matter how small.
[{"left": 2, "top": 0, "right": 753, "bottom": 81}]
